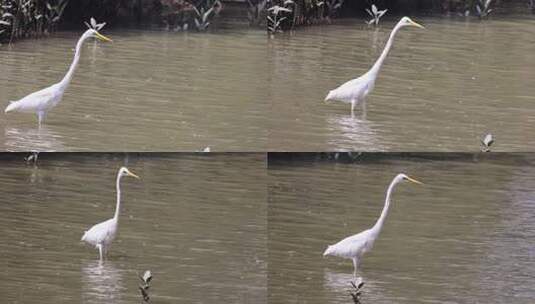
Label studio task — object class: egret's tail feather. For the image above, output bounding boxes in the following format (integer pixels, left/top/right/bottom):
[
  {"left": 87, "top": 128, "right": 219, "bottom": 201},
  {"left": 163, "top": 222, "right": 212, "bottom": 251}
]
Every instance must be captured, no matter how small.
[
  {"left": 325, "top": 90, "right": 334, "bottom": 102},
  {"left": 5, "top": 101, "right": 17, "bottom": 113},
  {"left": 323, "top": 245, "right": 333, "bottom": 256}
]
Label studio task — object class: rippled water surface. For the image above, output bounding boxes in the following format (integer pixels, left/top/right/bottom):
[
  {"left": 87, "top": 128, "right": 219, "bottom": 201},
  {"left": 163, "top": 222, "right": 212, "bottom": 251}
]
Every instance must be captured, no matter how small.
[
  {"left": 268, "top": 17, "right": 535, "bottom": 151},
  {"left": 0, "top": 153, "right": 266, "bottom": 303},
  {"left": 0, "top": 28, "right": 266, "bottom": 151},
  {"left": 268, "top": 153, "right": 535, "bottom": 303}
]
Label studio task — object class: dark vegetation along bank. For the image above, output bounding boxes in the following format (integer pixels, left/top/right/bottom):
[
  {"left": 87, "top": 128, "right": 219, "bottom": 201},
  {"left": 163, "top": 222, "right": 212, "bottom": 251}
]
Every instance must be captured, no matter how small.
[
  {"left": 267, "top": 0, "right": 535, "bottom": 33},
  {"left": 0, "top": 0, "right": 267, "bottom": 43},
  {"left": 0, "top": 0, "right": 533, "bottom": 42}
]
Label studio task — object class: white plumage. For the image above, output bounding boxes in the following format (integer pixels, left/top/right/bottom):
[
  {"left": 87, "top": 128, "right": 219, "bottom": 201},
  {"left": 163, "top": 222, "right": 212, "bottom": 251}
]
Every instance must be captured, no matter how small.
[
  {"left": 325, "top": 17, "right": 425, "bottom": 116},
  {"left": 81, "top": 167, "right": 139, "bottom": 260},
  {"left": 5, "top": 29, "right": 112, "bottom": 126},
  {"left": 323, "top": 173, "right": 422, "bottom": 278}
]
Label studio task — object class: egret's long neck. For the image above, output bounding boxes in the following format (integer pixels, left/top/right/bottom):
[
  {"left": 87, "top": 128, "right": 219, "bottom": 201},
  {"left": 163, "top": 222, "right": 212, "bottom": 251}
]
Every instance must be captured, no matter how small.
[
  {"left": 371, "top": 178, "right": 398, "bottom": 233},
  {"left": 369, "top": 23, "right": 403, "bottom": 77},
  {"left": 114, "top": 173, "right": 122, "bottom": 220},
  {"left": 58, "top": 33, "right": 87, "bottom": 90}
]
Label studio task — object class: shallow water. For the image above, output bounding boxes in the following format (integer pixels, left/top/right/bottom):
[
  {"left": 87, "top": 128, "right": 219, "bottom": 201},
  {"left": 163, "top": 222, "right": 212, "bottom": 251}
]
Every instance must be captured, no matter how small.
[
  {"left": 0, "top": 153, "right": 266, "bottom": 303},
  {"left": 0, "top": 28, "right": 267, "bottom": 152},
  {"left": 268, "top": 16, "right": 535, "bottom": 151},
  {"left": 268, "top": 153, "right": 535, "bottom": 303}
]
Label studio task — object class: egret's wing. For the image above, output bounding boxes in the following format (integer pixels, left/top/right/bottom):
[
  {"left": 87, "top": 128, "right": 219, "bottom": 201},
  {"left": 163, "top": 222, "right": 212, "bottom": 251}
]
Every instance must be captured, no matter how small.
[
  {"left": 325, "top": 230, "right": 371, "bottom": 258},
  {"left": 9, "top": 85, "right": 58, "bottom": 113},
  {"left": 338, "top": 76, "right": 369, "bottom": 95},
  {"left": 82, "top": 218, "right": 114, "bottom": 244},
  {"left": 326, "top": 75, "right": 369, "bottom": 103}
]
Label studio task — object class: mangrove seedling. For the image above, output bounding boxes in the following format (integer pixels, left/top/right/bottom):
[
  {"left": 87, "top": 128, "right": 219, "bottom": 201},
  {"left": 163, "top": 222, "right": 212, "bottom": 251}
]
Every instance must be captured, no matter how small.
[
  {"left": 193, "top": 0, "right": 221, "bottom": 31},
  {"left": 475, "top": 0, "right": 493, "bottom": 18},
  {"left": 267, "top": 5, "right": 291, "bottom": 33},
  {"left": 84, "top": 17, "right": 106, "bottom": 31},
  {"left": 326, "top": 0, "right": 344, "bottom": 18},
  {"left": 45, "top": 0, "right": 69, "bottom": 30},
  {"left": 138, "top": 270, "right": 152, "bottom": 303},
  {"left": 481, "top": 133, "right": 494, "bottom": 152},
  {"left": 24, "top": 152, "right": 39, "bottom": 164},
  {"left": 247, "top": 0, "right": 267, "bottom": 26},
  {"left": 349, "top": 279, "right": 365, "bottom": 303},
  {"left": 365, "top": 4, "right": 387, "bottom": 26}
]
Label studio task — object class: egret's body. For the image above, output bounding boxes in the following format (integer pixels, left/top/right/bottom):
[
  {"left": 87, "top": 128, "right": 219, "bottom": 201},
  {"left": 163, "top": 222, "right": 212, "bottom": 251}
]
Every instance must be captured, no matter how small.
[
  {"left": 323, "top": 173, "right": 422, "bottom": 277},
  {"left": 325, "top": 17, "right": 424, "bottom": 116},
  {"left": 5, "top": 29, "right": 112, "bottom": 126},
  {"left": 81, "top": 167, "right": 139, "bottom": 260}
]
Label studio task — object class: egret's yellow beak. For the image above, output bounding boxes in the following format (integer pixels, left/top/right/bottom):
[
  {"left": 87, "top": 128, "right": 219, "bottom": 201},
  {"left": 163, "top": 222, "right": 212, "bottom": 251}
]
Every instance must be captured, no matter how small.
[
  {"left": 410, "top": 20, "right": 425, "bottom": 29},
  {"left": 406, "top": 176, "right": 423, "bottom": 185},
  {"left": 95, "top": 32, "right": 113, "bottom": 42},
  {"left": 126, "top": 170, "right": 140, "bottom": 179}
]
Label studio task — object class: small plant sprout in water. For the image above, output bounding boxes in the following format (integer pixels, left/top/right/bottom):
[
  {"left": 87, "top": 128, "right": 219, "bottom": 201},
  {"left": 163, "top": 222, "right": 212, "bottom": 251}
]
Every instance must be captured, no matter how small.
[
  {"left": 193, "top": 0, "right": 222, "bottom": 31},
  {"left": 138, "top": 270, "right": 152, "bottom": 303},
  {"left": 365, "top": 4, "right": 387, "bottom": 26},
  {"left": 349, "top": 277, "right": 364, "bottom": 304},
  {"left": 267, "top": 5, "right": 292, "bottom": 34},
  {"left": 475, "top": 0, "right": 493, "bottom": 18},
  {"left": 84, "top": 17, "right": 106, "bottom": 31},
  {"left": 481, "top": 133, "right": 494, "bottom": 152},
  {"left": 326, "top": 0, "right": 344, "bottom": 19},
  {"left": 247, "top": 0, "right": 267, "bottom": 26},
  {"left": 24, "top": 152, "right": 39, "bottom": 164}
]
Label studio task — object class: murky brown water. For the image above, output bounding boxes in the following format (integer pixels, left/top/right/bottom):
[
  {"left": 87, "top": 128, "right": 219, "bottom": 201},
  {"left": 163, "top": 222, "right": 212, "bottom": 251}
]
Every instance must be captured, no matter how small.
[
  {"left": 268, "top": 153, "right": 535, "bottom": 303},
  {"left": 268, "top": 17, "right": 535, "bottom": 151},
  {"left": 0, "top": 153, "right": 266, "bottom": 303},
  {"left": 0, "top": 28, "right": 267, "bottom": 152}
]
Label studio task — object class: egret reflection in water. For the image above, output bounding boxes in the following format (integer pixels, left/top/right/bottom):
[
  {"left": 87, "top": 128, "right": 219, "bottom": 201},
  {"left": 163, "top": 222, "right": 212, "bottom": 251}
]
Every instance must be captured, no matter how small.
[
  {"left": 82, "top": 260, "right": 125, "bottom": 304},
  {"left": 4, "top": 126, "right": 65, "bottom": 151},
  {"left": 326, "top": 115, "right": 385, "bottom": 151}
]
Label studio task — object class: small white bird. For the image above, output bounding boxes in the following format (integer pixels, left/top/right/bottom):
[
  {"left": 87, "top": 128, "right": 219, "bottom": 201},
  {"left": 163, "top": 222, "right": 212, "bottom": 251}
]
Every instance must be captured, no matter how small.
[
  {"left": 325, "top": 17, "right": 424, "bottom": 116},
  {"left": 81, "top": 167, "right": 139, "bottom": 260},
  {"left": 323, "top": 173, "right": 422, "bottom": 278},
  {"left": 5, "top": 28, "right": 112, "bottom": 126}
]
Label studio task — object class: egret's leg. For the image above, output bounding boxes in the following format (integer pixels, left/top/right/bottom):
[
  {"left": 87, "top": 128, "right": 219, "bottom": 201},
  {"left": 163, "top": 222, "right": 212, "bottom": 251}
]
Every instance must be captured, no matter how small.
[
  {"left": 97, "top": 244, "right": 103, "bottom": 261},
  {"left": 350, "top": 100, "right": 356, "bottom": 118},
  {"left": 37, "top": 111, "right": 46, "bottom": 126},
  {"left": 352, "top": 258, "right": 358, "bottom": 278},
  {"left": 362, "top": 99, "right": 367, "bottom": 120}
]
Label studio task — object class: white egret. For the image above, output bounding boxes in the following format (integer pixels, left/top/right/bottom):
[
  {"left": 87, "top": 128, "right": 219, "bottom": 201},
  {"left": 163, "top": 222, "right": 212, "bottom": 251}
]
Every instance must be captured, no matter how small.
[
  {"left": 81, "top": 167, "right": 139, "bottom": 260},
  {"left": 5, "top": 29, "right": 112, "bottom": 126},
  {"left": 325, "top": 17, "right": 424, "bottom": 116},
  {"left": 323, "top": 173, "right": 422, "bottom": 278}
]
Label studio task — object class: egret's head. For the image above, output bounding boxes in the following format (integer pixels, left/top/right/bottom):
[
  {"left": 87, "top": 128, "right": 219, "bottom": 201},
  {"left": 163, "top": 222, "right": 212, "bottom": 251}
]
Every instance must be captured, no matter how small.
[
  {"left": 85, "top": 29, "right": 113, "bottom": 42},
  {"left": 399, "top": 17, "right": 425, "bottom": 29},
  {"left": 118, "top": 167, "right": 140, "bottom": 179},
  {"left": 397, "top": 173, "right": 423, "bottom": 185}
]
